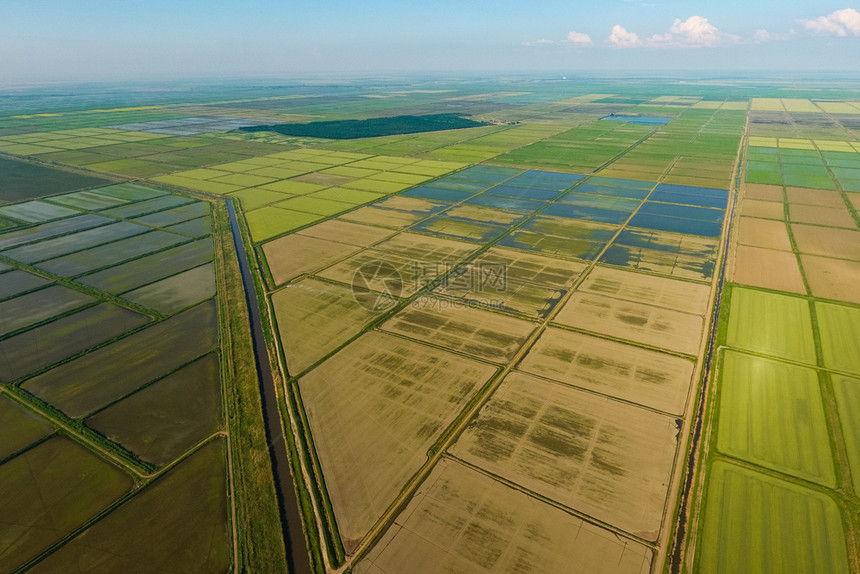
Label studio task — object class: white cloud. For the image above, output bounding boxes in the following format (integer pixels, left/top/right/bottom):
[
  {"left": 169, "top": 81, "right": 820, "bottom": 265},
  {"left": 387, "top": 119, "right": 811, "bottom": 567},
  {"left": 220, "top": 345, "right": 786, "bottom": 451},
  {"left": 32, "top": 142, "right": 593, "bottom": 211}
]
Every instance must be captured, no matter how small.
[
  {"left": 521, "top": 38, "right": 556, "bottom": 47},
  {"left": 754, "top": 29, "right": 773, "bottom": 43},
  {"left": 648, "top": 16, "right": 739, "bottom": 47},
  {"left": 609, "top": 25, "right": 642, "bottom": 48},
  {"left": 567, "top": 31, "right": 593, "bottom": 46},
  {"left": 753, "top": 28, "right": 796, "bottom": 43},
  {"left": 800, "top": 8, "right": 860, "bottom": 36}
]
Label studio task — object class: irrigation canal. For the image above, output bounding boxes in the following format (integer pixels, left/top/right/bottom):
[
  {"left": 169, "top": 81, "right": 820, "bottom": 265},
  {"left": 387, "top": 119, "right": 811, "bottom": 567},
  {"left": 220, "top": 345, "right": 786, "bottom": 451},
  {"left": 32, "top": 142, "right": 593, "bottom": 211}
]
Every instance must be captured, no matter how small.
[{"left": 226, "top": 199, "right": 313, "bottom": 574}]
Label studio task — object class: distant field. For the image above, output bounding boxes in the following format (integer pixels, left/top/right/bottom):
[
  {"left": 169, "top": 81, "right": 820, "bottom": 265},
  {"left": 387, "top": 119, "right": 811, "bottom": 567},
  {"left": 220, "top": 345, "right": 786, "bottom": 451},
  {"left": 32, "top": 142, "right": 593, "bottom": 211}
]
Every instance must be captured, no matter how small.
[
  {"left": 0, "top": 156, "right": 112, "bottom": 202},
  {"left": 4, "top": 80, "right": 860, "bottom": 574},
  {"left": 241, "top": 113, "right": 490, "bottom": 139}
]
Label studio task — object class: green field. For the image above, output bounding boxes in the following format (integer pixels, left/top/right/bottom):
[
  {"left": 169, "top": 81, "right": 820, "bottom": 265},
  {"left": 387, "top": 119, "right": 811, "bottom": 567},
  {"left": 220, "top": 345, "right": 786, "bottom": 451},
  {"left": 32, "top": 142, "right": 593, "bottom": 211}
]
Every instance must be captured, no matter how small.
[
  {"left": 724, "top": 286, "right": 816, "bottom": 363},
  {"left": 716, "top": 350, "right": 836, "bottom": 486},
  {"left": 29, "top": 439, "right": 231, "bottom": 573},
  {"left": 0, "top": 436, "right": 133, "bottom": 572},
  {"left": 697, "top": 461, "right": 850, "bottom": 574}
]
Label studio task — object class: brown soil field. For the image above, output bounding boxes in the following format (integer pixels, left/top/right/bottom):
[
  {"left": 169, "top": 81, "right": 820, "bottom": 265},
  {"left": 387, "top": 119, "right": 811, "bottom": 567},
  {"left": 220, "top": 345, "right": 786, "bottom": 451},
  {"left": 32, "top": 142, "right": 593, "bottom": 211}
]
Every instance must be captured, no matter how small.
[
  {"left": 577, "top": 266, "right": 711, "bottom": 315},
  {"left": 800, "top": 255, "right": 860, "bottom": 304},
  {"left": 730, "top": 245, "right": 806, "bottom": 294},
  {"left": 450, "top": 372, "right": 680, "bottom": 541},
  {"left": 786, "top": 187, "right": 846, "bottom": 208},
  {"left": 298, "top": 332, "right": 497, "bottom": 553},
  {"left": 743, "top": 184, "right": 783, "bottom": 202},
  {"left": 791, "top": 224, "right": 860, "bottom": 260},
  {"left": 739, "top": 199, "right": 785, "bottom": 220},
  {"left": 788, "top": 204, "right": 857, "bottom": 229},
  {"left": 263, "top": 234, "right": 360, "bottom": 285},
  {"left": 736, "top": 217, "right": 793, "bottom": 251},
  {"left": 554, "top": 293, "right": 704, "bottom": 355},
  {"left": 294, "top": 219, "right": 394, "bottom": 247},
  {"left": 355, "top": 458, "right": 652, "bottom": 574},
  {"left": 381, "top": 295, "right": 536, "bottom": 362},
  {"left": 519, "top": 327, "right": 694, "bottom": 415},
  {"left": 271, "top": 278, "right": 379, "bottom": 375}
]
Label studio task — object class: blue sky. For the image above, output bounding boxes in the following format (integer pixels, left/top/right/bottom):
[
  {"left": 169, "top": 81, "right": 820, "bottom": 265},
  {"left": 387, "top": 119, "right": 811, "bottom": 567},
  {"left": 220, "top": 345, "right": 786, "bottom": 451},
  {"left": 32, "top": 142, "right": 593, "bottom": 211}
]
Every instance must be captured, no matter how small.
[{"left": 2, "top": 1, "right": 859, "bottom": 83}]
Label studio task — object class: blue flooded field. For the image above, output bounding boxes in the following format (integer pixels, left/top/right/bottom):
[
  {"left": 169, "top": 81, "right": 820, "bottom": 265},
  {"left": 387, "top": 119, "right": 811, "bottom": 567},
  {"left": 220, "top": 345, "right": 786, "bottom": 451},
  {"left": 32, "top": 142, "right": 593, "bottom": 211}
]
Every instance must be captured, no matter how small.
[
  {"left": 391, "top": 166, "right": 728, "bottom": 277},
  {"left": 464, "top": 194, "right": 544, "bottom": 213},
  {"left": 601, "top": 115, "right": 673, "bottom": 125}
]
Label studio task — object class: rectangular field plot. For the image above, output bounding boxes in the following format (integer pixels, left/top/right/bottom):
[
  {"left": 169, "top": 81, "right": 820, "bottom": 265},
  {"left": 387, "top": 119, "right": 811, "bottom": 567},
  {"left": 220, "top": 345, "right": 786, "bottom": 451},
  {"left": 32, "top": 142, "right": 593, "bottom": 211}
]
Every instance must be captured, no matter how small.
[
  {"left": 520, "top": 327, "right": 694, "bottom": 415},
  {"left": 716, "top": 350, "right": 835, "bottom": 486},
  {"left": 736, "top": 217, "right": 793, "bottom": 251},
  {"left": 798, "top": 255, "right": 860, "bottom": 304},
  {"left": 0, "top": 436, "right": 132, "bottom": 573},
  {"left": 0, "top": 285, "right": 96, "bottom": 338},
  {"left": 131, "top": 201, "right": 209, "bottom": 227},
  {"left": 431, "top": 247, "right": 586, "bottom": 317},
  {"left": 246, "top": 207, "right": 325, "bottom": 242},
  {"left": 86, "top": 354, "right": 222, "bottom": 466},
  {"left": 35, "top": 230, "right": 189, "bottom": 277},
  {"left": 542, "top": 202, "right": 632, "bottom": 224},
  {"left": 0, "top": 396, "right": 53, "bottom": 461},
  {"left": 578, "top": 266, "right": 711, "bottom": 315},
  {"left": 0, "top": 269, "right": 51, "bottom": 300},
  {"left": 0, "top": 303, "right": 150, "bottom": 382},
  {"left": 22, "top": 300, "right": 218, "bottom": 418},
  {"left": 730, "top": 245, "right": 805, "bottom": 294},
  {"left": 601, "top": 229, "right": 719, "bottom": 280},
  {"left": 295, "top": 219, "right": 395, "bottom": 247},
  {"left": 298, "top": 332, "right": 497, "bottom": 553},
  {"left": 121, "top": 263, "right": 214, "bottom": 314},
  {"left": 1, "top": 221, "right": 151, "bottom": 264},
  {"left": 791, "top": 224, "right": 860, "bottom": 261},
  {"left": 166, "top": 215, "right": 211, "bottom": 237},
  {"left": 272, "top": 279, "right": 379, "bottom": 376},
  {"left": 448, "top": 165, "right": 524, "bottom": 183},
  {"left": 650, "top": 184, "right": 729, "bottom": 209},
  {"left": 833, "top": 375, "right": 860, "bottom": 493},
  {"left": 263, "top": 234, "right": 362, "bottom": 286},
  {"left": 0, "top": 201, "right": 81, "bottom": 223},
  {"left": 503, "top": 170, "right": 585, "bottom": 190},
  {"left": 0, "top": 156, "right": 112, "bottom": 203},
  {"left": 348, "top": 231, "right": 476, "bottom": 269},
  {"left": 473, "top": 246, "right": 587, "bottom": 287},
  {"left": 77, "top": 237, "right": 213, "bottom": 294},
  {"left": 450, "top": 372, "right": 679, "bottom": 540},
  {"left": 101, "top": 195, "right": 194, "bottom": 219},
  {"left": 464, "top": 193, "right": 545, "bottom": 212},
  {"left": 697, "top": 461, "right": 850, "bottom": 574},
  {"left": 0, "top": 214, "right": 112, "bottom": 251},
  {"left": 338, "top": 206, "right": 426, "bottom": 229},
  {"left": 412, "top": 215, "right": 508, "bottom": 243},
  {"left": 725, "top": 287, "right": 816, "bottom": 364},
  {"left": 486, "top": 184, "right": 560, "bottom": 201},
  {"left": 557, "top": 191, "right": 642, "bottom": 211},
  {"left": 554, "top": 292, "right": 704, "bottom": 355},
  {"left": 318, "top": 243, "right": 476, "bottom": 297},
  {"left": 402, "top": 186, "right": 477, "bottom": 203},
  {"left": 629, "top": 202, "right": 724, "bottom": 238},
  {"left": 47, "top": 189, "right": 129, "bottom": 211},
  {"left": 816, "top": 302, "right": 860, "bottom": 375},
  {"left": 381, "top": 296, "right": 535, "bottom": 362},
  {"left": 499, "top": 217, "right": 617, "bottom": 261},
  {"left": 356, "top": 458, "right": 651, "bottom": 574},
  {"left": 29, "top": 439, "right": 231, "bottom": 574}
]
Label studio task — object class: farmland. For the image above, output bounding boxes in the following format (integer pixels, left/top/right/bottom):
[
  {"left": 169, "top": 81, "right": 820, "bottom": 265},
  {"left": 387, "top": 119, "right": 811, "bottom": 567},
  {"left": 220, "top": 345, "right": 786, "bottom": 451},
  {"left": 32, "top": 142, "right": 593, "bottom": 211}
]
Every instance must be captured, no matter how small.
[
  {"left": 0, "top": 175, "right": 283, "bottom": 571},
  {"left": 2, "top": 77, "right": 860, "bottom": 574}
]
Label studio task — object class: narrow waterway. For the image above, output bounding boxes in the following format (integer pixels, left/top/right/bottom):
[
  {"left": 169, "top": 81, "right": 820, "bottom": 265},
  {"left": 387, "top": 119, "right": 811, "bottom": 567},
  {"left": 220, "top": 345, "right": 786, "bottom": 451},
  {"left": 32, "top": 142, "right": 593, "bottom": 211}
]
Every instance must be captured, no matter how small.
[{"left": 226, "top": 199, "right": 313, "bottom": 574}]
